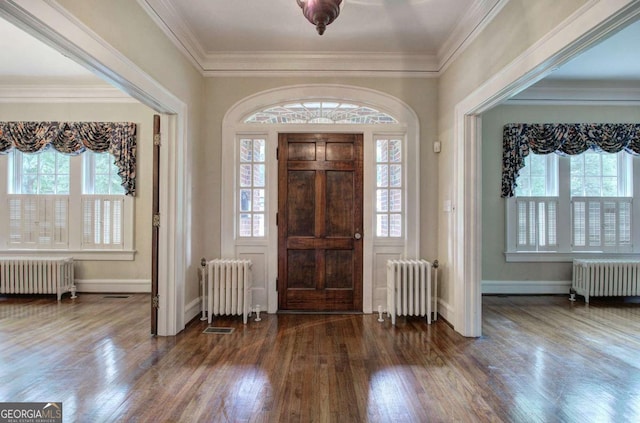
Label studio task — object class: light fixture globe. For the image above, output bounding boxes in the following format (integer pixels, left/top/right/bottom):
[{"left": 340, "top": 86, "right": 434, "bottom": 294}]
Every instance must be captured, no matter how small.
[{"left": 297, "top": 0, "right": 344, "bottom": 35}]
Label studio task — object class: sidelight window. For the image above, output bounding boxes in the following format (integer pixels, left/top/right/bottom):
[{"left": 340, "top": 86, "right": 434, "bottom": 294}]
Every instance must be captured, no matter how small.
[
  {"left": 238, "top": 137, "right": 266, "bottom": 237},
  {"left": 375, "top": 137, "right": 403, "bottom": 237}
]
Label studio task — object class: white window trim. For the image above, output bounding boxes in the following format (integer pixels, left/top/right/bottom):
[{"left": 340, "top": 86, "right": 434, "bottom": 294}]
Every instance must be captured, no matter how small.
[
  {"left": 506, "top": 153, "right": 640, "bottom": 262},
  {"left": 0, "top": 152, "right": 135, "bottom": 261},
  {"left": 221, "top": 85, "right": 420, "bottom": 314}
]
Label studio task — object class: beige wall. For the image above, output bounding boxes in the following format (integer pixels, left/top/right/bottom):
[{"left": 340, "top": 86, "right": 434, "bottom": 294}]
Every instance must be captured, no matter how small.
[
  {"left": 436, "top": 0, "right": 589, "bottom": 303},
  {"left": 202, "top": 76, "right": 440, "bottom": 262},
  {"left": 0, "top": 101, "right": 155, "bottom": 282},
  {"left": 482, "top": 103, "right": 640, "bottom": 283},
  {"left": 56, "top": 0, "right": 206, "bottom": 306}
]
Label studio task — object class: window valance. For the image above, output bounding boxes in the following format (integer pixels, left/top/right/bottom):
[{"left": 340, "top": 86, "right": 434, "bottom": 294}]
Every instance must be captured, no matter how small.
[
  {"left": 0, "top": 121, "right": 137, "bottom": 196},
  {"left": 502, "top": 123, "right": 640, "bottom": 198}
]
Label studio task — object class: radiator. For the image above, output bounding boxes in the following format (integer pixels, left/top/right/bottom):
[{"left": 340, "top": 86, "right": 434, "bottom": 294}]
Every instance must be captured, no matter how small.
[
  {"left": 572, "top": 259, "right": 640, "bottom": 303},
  {"left": 206, "top": 259, "right": 252, "bottom": 324},
  {"left": 0, "top": 257, "right": 76, "bottom": 300},
  {"left": 387, "top": 259, "right": 434, "bottom": 325}
]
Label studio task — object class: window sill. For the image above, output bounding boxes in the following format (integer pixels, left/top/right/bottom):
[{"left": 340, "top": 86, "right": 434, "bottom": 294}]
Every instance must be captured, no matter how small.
[
  {"left": 505, "top": 251, "right": 640, "bottom": 263},
  {"left": 0, "top": 249, "right": 136, "bottom": 261}
]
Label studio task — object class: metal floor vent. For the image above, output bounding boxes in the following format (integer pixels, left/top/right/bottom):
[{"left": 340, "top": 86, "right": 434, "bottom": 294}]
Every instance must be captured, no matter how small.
[
  {"left": 103, "top": 295, "right": 131, "bottom": 299},
  {"left": 203, "top": 327, "right": 235, "bottom": 334}
]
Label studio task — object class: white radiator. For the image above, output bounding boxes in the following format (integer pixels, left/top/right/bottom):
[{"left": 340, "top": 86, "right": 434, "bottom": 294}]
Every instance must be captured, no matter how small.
[
  {"left": 206, "top": 259, "right": 252, "bottom": 324},
  {"left": 387, "top": 259, "right": 434, "bottom": 325},
  {"left": 0, "top": 257, "right": 76, "bottom": 300},
  {"left": 572, "top": 259, "right": 640, "bottom": 303}
]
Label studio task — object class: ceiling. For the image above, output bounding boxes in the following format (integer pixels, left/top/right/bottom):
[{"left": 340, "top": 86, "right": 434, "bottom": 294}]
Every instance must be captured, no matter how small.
[{"left": 0, "top": 0, "right": 639, "bottom": 98}]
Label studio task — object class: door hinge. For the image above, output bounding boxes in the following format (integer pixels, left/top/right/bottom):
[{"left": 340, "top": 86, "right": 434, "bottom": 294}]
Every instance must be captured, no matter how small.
[
  {"left": 276, "top": 212, "right": 278, "bottom": 226},
  {"left": 276, "top": 147, "right": 279, "bottom": 160},
  {"left": 152, "top": 295, "right": 160, "bottom": 309},
  {"left": 152, "top": 213, "right": 160, "bottom": 228},
  {"left": 153, "top": 133, "right": 161, "bottom": 146}
]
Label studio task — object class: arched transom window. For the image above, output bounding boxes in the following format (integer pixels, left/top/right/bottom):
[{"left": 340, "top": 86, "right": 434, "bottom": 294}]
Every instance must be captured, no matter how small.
[{"left": 244, "top": 101, "right": 398, "bottom": 125}]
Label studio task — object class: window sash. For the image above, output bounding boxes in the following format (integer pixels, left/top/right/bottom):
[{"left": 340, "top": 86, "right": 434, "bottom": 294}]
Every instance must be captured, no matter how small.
[{"left": 509, "top": 152, "right": 636, "bottom": 255}]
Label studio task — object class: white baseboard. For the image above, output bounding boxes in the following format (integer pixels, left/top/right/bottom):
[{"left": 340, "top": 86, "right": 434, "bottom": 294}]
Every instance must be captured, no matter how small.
[
  {"left": 482, "top": 280, "right": 571, "bottom": 295},
  {"left": 75, "top": 279, "right": 151, "bottom": 293},
  {"left": 184, "top": 297, "right": 202, "bottom": 323}
]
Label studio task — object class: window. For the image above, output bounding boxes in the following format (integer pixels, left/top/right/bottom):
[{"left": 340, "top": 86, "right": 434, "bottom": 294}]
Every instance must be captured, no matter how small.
[
  {"left": 375, "top": 137, "right": 403, "bottom": 237},
  {"left": 508, "top": 150, "right": 636, "bottom": 258},
  {"left": 238, "top": 137, "right": 266, "bottom": 237},
  {"left": 244, "top": 101, "right": 398, "bottom": 124},
  {"left": 3, "top": 149, "right": 132, "bottom": 255}
]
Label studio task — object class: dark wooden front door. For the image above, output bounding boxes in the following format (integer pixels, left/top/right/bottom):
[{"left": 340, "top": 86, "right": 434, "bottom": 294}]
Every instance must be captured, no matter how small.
[{"left": 278, "top": 133, "right": 363, "bottom": 311}]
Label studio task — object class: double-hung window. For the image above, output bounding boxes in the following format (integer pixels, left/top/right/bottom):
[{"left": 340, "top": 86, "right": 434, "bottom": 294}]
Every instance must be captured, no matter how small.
[
  {"left": 8, "top": 149, "right": 70, "bottom": 248},
  {"left": 3, "top": 149, "right": 132, "bottom": 255},
  {"left": 507, "top": 150, "right": 636, "bottom": 258}
]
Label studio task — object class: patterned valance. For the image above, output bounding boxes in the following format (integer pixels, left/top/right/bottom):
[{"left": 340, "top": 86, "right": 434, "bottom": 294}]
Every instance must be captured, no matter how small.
[
  {"left": 502, "top": 123, "right": 640, "bottom": 198},
  {"left": 0, "top": 122, "right": 137, "bottom": 196}
]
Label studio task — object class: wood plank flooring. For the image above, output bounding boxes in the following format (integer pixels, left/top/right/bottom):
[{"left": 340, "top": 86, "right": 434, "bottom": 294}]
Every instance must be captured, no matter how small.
[{"left": 1, "top": 293, "right": 639, "bottom": 422}]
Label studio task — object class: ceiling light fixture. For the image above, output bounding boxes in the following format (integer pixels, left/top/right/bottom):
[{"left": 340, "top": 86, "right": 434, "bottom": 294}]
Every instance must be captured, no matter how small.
[{"left": 297, "top": 0, "right": 344, "bottom": 35}]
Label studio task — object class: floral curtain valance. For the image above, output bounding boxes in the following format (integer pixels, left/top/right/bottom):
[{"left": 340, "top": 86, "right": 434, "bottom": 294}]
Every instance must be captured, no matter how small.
[
  {"left": 0, "top": 121, "right": 137, "bottom": 196},
  {"left": 501, "top": 123, "right": 640, "bottom": 198}
]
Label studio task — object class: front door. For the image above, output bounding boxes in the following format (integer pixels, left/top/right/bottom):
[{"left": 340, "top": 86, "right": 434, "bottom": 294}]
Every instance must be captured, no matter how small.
[{"left": 278, "top": 133, "right": 363, "bottom": 311}]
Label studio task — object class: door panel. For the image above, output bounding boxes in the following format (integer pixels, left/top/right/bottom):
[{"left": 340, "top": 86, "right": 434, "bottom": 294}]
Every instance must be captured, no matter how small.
[{"left": 278, "top": 133, "right": 363, "bottom": 312}]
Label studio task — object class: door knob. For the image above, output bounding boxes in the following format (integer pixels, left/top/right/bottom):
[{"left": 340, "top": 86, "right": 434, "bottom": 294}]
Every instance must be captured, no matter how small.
[{"left": 354, "top": 233, "right": 362, "bottom": 240}]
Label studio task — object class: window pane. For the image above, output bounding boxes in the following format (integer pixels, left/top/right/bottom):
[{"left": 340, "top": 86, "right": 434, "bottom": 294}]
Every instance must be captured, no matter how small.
[
  {"left": 376, "top": 140, "right": 389, "bottom": 163},
  {"left": 39, "top": 175, "right": 56, "bottom": 194},
  {"left": 584, "top": 177, "right": 601, "bottom": 196},
  {"left": 377, "top": 214, "right": 388, "bottom": 237},
  {"left": 389, "top": 214, "right": 402, "bottom": 237},
  {"left": 376, "top": 140, "right": 388, "bottom": 162},
  {"left": 530, "top": 176, "right": 546, "bottom": 196},
  {"left": 253, "top": 213, "right": 265, "bottom": 237},
  {"left": 240, "top": 139, "right": 253, "bottom": 162},
  {"left": 376, "top": 189, "right": 388, "bottom": 212},
  {"left": 57, "top": 157, "right": 70, "bottom": 174},
  {"left": 240, "top": 164, "right": 252, "bottom": 187},
  {"left": 253, "top": 139, "right": 265, "bottom": 162},
  {"left": 389, "top": 189, "right": 402, "bottom": 212},
  {"left": 23, "top": 154, "right": 38, "bottom": 173},
  {"left": 389, "top": 165, "right": 401, "bottom": 187},
  {"left": 570, "top": 176, "right": 583, "bottom": 197},
  {"left": 602, "top": 177, "right": 617, "bottom": 196},
  {"left": 21, "top": 174, "right": 37, "bottom": 194},
  {"left": 240, "top": 189, "right": 251, "bottom": 212},
  {"left": 239, "top": 214, "right": 252, "bottom": 237},
  {"left": 57, "top": 179, "right": 70, "bottom": 195},
  {"left": 584, "top": 154, "right": 600, "bottom": 176},
  {"left": 95, "top": 153, "right": 111, "bottom": 174},
  {"left": 253, "top": 164, "right": 265, "bottom": 187},
  {"left": 389, "top": 140, "right": 401, "bottom": 162},
  {"left": 601, "top": 155, "right": 617, "bottom": 176},
  {"left": 253, "top": 189, "right": 265, "bottom": 212},
  {"left": 39, "top": 152, "right": 56, "bottom": 174},
  {"left": 377, "top": 165, "right": 388, "bottom": 187}
]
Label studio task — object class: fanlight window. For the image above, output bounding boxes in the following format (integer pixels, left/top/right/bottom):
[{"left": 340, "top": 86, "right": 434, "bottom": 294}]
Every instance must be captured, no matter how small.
[{"left": 244, "top": 101, "right": 398, "bottom": 124}]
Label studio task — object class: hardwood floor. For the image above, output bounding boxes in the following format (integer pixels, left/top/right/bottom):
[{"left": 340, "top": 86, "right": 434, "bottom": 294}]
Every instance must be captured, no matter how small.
[{"left": 1, "top": 293, "right": 639, "bottom": 422}]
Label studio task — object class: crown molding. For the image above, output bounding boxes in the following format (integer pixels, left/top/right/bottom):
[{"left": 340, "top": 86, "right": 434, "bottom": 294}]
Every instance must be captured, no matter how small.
[
  {"left": 201, "top": 52, "right": 439, "bottom": 77},
  {"left": 437, "top": 0, "right": 509, "bottom": 73},
  {"left": 136, "top": 0, "right": 205, "bottom": 73},
  {"left": 0, "top": 84, "right": 135, "bottom": 103},
  {"left": 507, "top": 80, "right": 640, "bottom": 105},
  {"left": 137, "top": 0, "right": 501, "bottom": 77}
]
